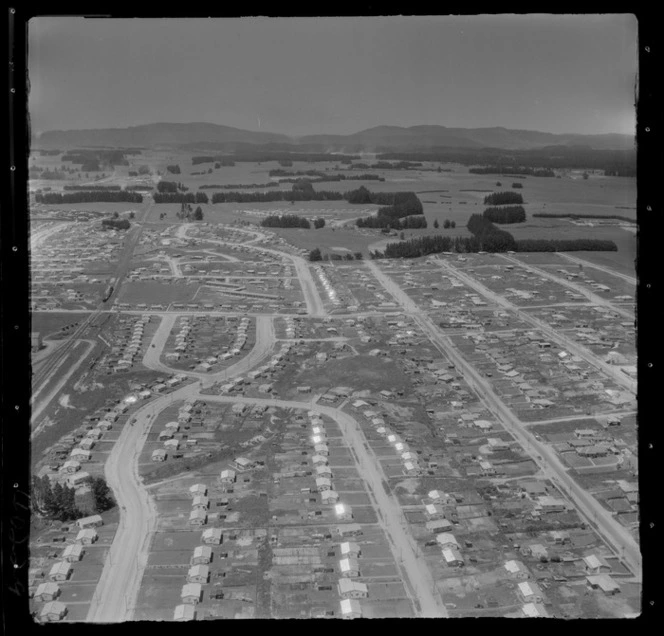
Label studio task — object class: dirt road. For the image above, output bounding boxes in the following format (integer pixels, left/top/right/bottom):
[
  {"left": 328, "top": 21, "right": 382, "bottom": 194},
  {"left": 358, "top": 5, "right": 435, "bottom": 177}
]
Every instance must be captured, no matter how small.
[{"left": 557, "top": 253, "right": 637, "bottom": 285}]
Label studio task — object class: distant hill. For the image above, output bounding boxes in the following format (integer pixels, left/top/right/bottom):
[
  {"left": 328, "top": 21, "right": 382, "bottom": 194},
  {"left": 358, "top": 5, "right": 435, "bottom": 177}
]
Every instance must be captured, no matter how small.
[{"left": 34, "top": 122, "right": 634, "bottom": 152}]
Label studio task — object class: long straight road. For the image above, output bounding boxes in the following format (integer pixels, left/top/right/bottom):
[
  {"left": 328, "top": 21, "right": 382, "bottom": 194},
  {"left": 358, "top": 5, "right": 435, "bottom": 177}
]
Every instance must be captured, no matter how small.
[
  {"left": 200, "top": 394, "right": 448, "bottom": 618},
  {"left": 365, "top": 260, "right": 641, "bottom": 579},
  {"left": 557, "top": 252, "right": 637, "bottom": 285}
]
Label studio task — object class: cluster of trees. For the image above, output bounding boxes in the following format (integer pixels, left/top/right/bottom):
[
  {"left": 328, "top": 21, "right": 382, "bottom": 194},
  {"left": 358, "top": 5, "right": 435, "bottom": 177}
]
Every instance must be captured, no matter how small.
[
  {"left": 156, "top": 181, "right": 179, "bottom": 193},
  {"left": 269, "top": 169, "right": 385, "bottom": 182},
  {"left": 35, "top": 149, "right": 62, "bottom": 156},
  {"left": 369, "top": 161, "right": 422, "bottom": 170},
  {"left": 313, "top": 218, "right": 326, "bottom": 229},
  {"left": 30, "top": 169, "right": 67, "bottom": 180},
  {"left": 515, "top": 239, "right": 617, "bottom": 252},
  {"left": 166, "top": 165, "right": 181, "bottom": 174},
  {"left": 309, "top": 248, "right": 363, "bottom": 261},
  {"left": 192, "top": 153, "right": 359, "bottom": 165},
  {"left": 484, "top": 191, "right": 524, "bottom": 205},
  {"left": 372, "top": 234, "right": 481, "bottom": 259},
  {"left": 126, "top": 185, "right": 154, "bottom": 191},
  {"left": 32, "top": 475, "right": 115, "bottom": 521},
  {"left": 467, "top": 214, "right": 517, "bottom": 251},
  {"left": 153, "top": 192, "right": 209, "bottom": 204},
  {"left": 63, "top": 184, "right": 122, "bottom": 191},
  {"left": 101, "top": 213, "right": 131, "bottom": 230},
  {"left": 36, "top": 191, "right": 143, "bottom": 204},
  {"left": 512, "top": 182, "right": 523, "bottom": 189},
  {"left": 358, "top": 215, "right": 427, "bottom": 229},
  {"left": 483, "top": 205, "right": 526, "bottom": 224},
  {"left": 177, "top": 203, "right": 204, "bottom": 221},
  {"left": 278, "top": 159, "right": 293, "bottom": 167},
  {"left": 351, "top": 188, "right": 425, "bottom": 229},
  {"left": 62, "top": 149, "right": 130, "bottom": 168},
  {"left": 469, "top": 166, "right": 555, "bottom": 177},
  {"left": 199, "top": 183, "right": 276, "bottom": 190},
  {"left": 261, "top": 214, "right": 311, "bottom": 229},
  {"left": 433, "top": 219, "right": 457, "bottom": 229}
]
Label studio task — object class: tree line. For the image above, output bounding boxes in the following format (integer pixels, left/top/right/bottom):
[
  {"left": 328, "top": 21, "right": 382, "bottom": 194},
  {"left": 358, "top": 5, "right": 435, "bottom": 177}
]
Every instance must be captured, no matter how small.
[
  {"left": 483, "top": 205, "right": 527, "bottom": 224},
  {"left": 483, "top": 191, "right": 524, "bottom": 205},
  {"left": 153, "top": 192, "right": 209, "bottom": 204},
  {"left": 467, "top": 214, "right": 518, "bottom": 251},
  {"left": 210, "top": 189, "right": 344, "bottom": 203},
  {"left": 199, "top": 183, "right": 277, "bottom": 190},
  {"left": 101, "top": 217, "right": 131, "bottom": 230},
  {"left": 36, "top": 191, "right": 143, "bottom": 204},
  {"left": 469, "top": 166, "right": 555, "bottom": 177},
  {"left": 63, "top": 184, "right": 122, "bottom": 191},
  {"left": 515, "top": 239, "right": 618, "bottom": 252},
  {"left": 532, "top": 212, "right": 634, "bottom": 223},
  {"left": 191, "top": 152, "right": 360, "bottom": 165},
  {"left": 32, "top": 475, "right": 115, "bottom": 521},
  {"left": 309, "top": 248, "right": 363, "bottom": 261},
  {"left": 261, "top": 214, "right": 312, "bottom": 229}
]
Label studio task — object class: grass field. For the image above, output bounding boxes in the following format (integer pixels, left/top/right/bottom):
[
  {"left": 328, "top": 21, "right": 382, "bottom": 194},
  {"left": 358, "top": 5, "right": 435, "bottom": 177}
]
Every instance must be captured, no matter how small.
[{"left": 117, "top": 281, "right": 199, "bottom": 304}]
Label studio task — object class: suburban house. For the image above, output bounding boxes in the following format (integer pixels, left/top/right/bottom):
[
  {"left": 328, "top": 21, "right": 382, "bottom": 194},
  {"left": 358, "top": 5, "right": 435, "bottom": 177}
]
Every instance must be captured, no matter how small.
[
  {"left": 173, "top": 604, "right": 196, "bottom": 621},
  {"left": 62, "top": 460, "right": 81, "bottom": 474},
  {"left": 504, "top": 560, "right": 530, "bottom": 579},
  {"left": 337, "top": 578, "right": 369, "bottom": 599},
  {"left": 76, "top": 515, "right": 103, "bottom": 529},
  {"left": 517, "top": 581, "right": 544, "bottom": 604},
  {"left": 39, "top": 601, "right": 67, "bottom": 622},
  {"left": 219, "top": 469, "right": 237, "bottom": 484},
  {"left": 334, "top": 503, "right": 353, "bottom": 520},
  {"left": 75, "top": 528, "right": 97, "bottom": 545},
  {"left": 424, "top": 503, "right": 445, "bottom": 520},
  {"left": 321, "top": 490, "right": 340, "bottom": 504},
  {"left": 315, "top": 477, "right": 332, "bottom": 492},
  {"left": 187, "top": 564, "right": 210, "bottom": 584},
  {"left": 189, "top": 509, "right": 207, "bottom": 526},
  {"left": 61, "top": 543, "right": 84, "bottom": 562},
  {"left": 192, "top": 495, "right": 209, "bottom": 511},
  {"left": 191, "top": 545, "right": 213, "bottom": 565},
  {"left": 536, "top": 496, "right": 567, "bottom": 513},
  {"left": 311, "top": 454, "right": 328, "bottom": 466},
  {"left": 181, "top": 583, "right": 203, "bottom": 605},
  {"left": 164, "top": 439, "right": 179, "bottom": 451},
  {"left": 340, "top": 598, "right": 362, "bottom": 619},
  {"left": 336, "top": 524, "right": 363, "bottom": 538},
  {"left": 426, "top": 519, "right": 453, "bottom": 533},
  {"left": 189, "top": 484, "right": 207, "bottom": 498},
  {"left": 34, "top": 582, "right": 60, "bottom": 603},
  {"left": 442, "top": 548, "right": 464, "bottom": 567},
  {"left": 70, "top": 448, "right": 91, "bottom": 462},
  {"left": 48, "top": 561, "right": 72, "bottom": 582},
  {"left": 232, "top": 457, "right": 254, "bottom": 472},
  {"left": 586, "top": 574, "right": 621, "bottom": 595},
  {"left": 339, "top": 557, "right": 360, "bottom": 578},
  {"left": 582, "top": 554, "right": 612, "bottom": 575},
  {"left": 340, "top": 542, "right": 361, "bottom": 559},
  {"left": 201, "top": 528, "right": 223, "bottom": 545},
  {"left": 435, "top": 533, "right": 459, "bottom": 550},
  {"left": 316, "top": 465, "right": 333, "bottom": 479},
  {"left": 158, "top": 430, "right": 174, "bottom": 441},
  {"left": 313, "top": 444, "right": 329, "bottom": 456},
  {"left": 151, "top": 449, "right": 167, "bottom": 462},
  {"left": 521, "top": 602, "right": 549, "bottom": 618}
]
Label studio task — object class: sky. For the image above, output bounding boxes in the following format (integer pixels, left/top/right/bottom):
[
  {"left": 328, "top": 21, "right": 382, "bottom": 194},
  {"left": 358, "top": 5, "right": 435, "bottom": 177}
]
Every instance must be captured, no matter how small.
[{"left": 27, "top": 15, "right": 638, "bottom": 137}]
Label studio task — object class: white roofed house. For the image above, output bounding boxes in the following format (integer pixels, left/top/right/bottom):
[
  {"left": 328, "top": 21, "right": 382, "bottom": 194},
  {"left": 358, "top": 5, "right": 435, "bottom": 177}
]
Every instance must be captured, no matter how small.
[
  {"left": 187, "top": 564, "right": 210, "bottom": 584},
  {"left": 76, "top": 514, "right": 103, "bottom": 529},
  {"left": 62, "top": 460, "right": 81, "bottom": 474},
  {"left": 321, "top": 489, "right": 340, "bottom": 504},
  {"left": 582, "top": 554, "right": 611, "bottom": 575},
  {"left": 232, "top": 457, "right": 254, "bottom": 472},
  {"left": 504, "top": 559, "right": 530, "bottom": 579},
  {"left": 336, "top": 524, "right": 363, "bottom": 538},
  {"left": 151, "top": 449, "right": 167, "bottom": 462},
  {"left": 315, "top": 477, "right": 332, "bottom": 492},
  {"left": 70, "top": 448, "right": 91, "bottom": 462},
  {"left": 173, "top": 604, "right": 196, "bottom": 621},
  {"left": 314, "top": 444, "right": 329, "bottom": 456},
  {"left": 189, "top": 483, "right": 208, "bottom": 498},
  {"left": 164, "top": 438, "right": 180, "bottom": 451},
  {"left": 521, "top": 602, "right": 549, "bottom": 618},
  {"left": 34, "top": 582, "right": 60, "bottom": 603},
  {"left": 61, "top": 543, "right": 84, "bottom": 562},
  {"left": 191, "top": 545, "right": 213, "bottom": 565},
  {"left": 189, "top": 509, "right": 207, "bottom": 526},
  {"left": 40, "top": 601, "right": 67, "bottom": 622},
  {"left": 403, "top": 461, "right": 420, "bottom": 476},
  {"left": 586, "top": 574, "right": 621, "bottom": 595},
  {"left": 517, "top": 581, "right": 544, "bottom": 604},
  {"left": 340, "top": 542, "right": 361, "bottom": 559},
  {"left": 311, "top": 454, "right": 328, "bottom": 466},
  {"left": 340, "top": 598, "right": 362, "bottom": 619},
  {"left": 435, "top": 533, "right": 459, "bottom": 550},
  {"left": 339, "top": 557, "right": 360, "bottom": 578},
  {"left": 442, "top": 548, "right": 464, "bottom": 568},
  {"left": 48, "top": 561, "right": 72, "bottom": 582},
  {"left": 334, "top": 503, "right": 353, "bottom": 520},
  {"left": 425, "top": 518, "right": 453, "bottom": 533},
  {"left": 158, "top": 429, "right": 174, "bottom": 441},
  {"left": 76, "top": 528, "right": 97, "bottom": 545},
  {"left": 181, "top": 583, "right": 203, "bottom": 605},
  {"left": 201, "top": 528, "right": 223, "bottom": 545},
  {"left": 78, "top": 437, "right": 96, "bottom": 450},
  {"left": 192, "top": 495, "right": 209, "bottom": 511},
  {"left": 219, "top": 469, "right": 236, "bottom": 484},
  {"left": 315, "top": 464, "right": 333, "bottom": 479},
  {"left": 424, "top": 503, "right": 445, "bottom": 520},
  {"left": 338, "top": 578, "right": 369, "bottom": 599}
]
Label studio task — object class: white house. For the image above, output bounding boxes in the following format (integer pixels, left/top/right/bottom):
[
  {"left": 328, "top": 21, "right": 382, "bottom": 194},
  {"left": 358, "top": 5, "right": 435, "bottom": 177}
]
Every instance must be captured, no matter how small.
[
  {"left": 339, "top": 558, "right": 360, "bottom": 578},
  {"left": 187, "top": 564, "right": 210, "bottom": 584},
  {"left": 339, "top": 542, "right": 361, "bottom": 559},
  {"left": 586, "top": 574, "right": 621, "bottom": 595},
  {"left": 424, "top": 503, "right": 445, "bottom": 520},
  {"left": 316, "top": 477, "right": 332, "bottom": 492},
  {"left": 313, "top": 444, "right": 329, "bottom": 456},
  {"left": 192, "top": 495, "right": 209, "bottom": 511},
  {"left": 425, "top": 519, "right": 453, "bottom": 533},
  {"left": 338, "top": 578, "right": 369, "bottom": 599},
  {"left": 151, "top": 449, "right": 167, "bottom": 462},
  {"left": 442, "top": 548, "right": 464, "bottom": 567},
  {"left": 76, "top": 528, "right": 97, "bottom": 545},
  {"left": 521, "top": 602, "right": 549, "bottom": 618},
  {"left": 339, "top": 598, "right": 362, "bottom": 619},
  {"left": 48, "top": 561, "right": 72, "bottom": 582},
  {"left": 62, "top": 460, "right": 81, "bottom": 474},
  {"left": 316, "top": 464, "right": 333, "bottom": 479},
  {"left": 336, "top": 524, "right": 363, "bottom": 538},
  {"left": 220, "top": 469, "right": 236, "bottom": 483},
  {"left": 76, "top": 514, "right": 103, "bottom": 529},
  {"left": 201, "top": 528, "right": 223, "bottom": 545},
  {"left": 61, "top": 543, "right": 84, "bottom": 562},
  {"left": 189, "top": 484, "right": 208, "bottom": 498},
  {"left": 34, "top": 582, "right": 60, "bottom": 603},
  {"left": 435, "top": 533, "right": 459, "bottom": 550},
  {"left": 70, "top": 448, "right": 91, "bottom": 462},
  {"left": 181, "top": 583, "right": 202, "bottom": 605},
  {"left": 189, "top": 509, "right": 207, "bottom": 526},
  {"left": 504, "top": 560, "right": 530, "bottom": 579},
  {"left": 517, "top": 581, "right": 544, "bottom": 604},
  {"left": 321, "top": 490, "right": 340, "bottom": 504},
  {"left": 334, "top": 503, "right": 353, "bottom": 520},
  {"left": 191, "top": 545, "right": 213, "bottom": 565},
  {"left": 40, "top": 601, "right": 67, "bottom": 622},
  {"left": 583, "top": 554, "right": 611, "bottom": 575},
  {"left": 311, "top": 454, "right": 328, "bottom": 466},
  {"left": 164, "top": 439, "right": 179, "bottom": 451},
  {"left": 173, "top": 604, "right": 196, "bottom": 621}
]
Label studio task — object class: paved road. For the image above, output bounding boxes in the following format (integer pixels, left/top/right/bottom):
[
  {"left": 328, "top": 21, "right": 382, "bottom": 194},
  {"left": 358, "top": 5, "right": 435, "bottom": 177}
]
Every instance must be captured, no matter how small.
[
  {"left": 199, "top": 394, "right": 448, "bottom": 618},
  {"left": 365, "top": 260, "right": 642, "bottom": 579},
  {"left": 439, "top": 259, "right": 637, "bottom": 395},
  {"left": 498, "top": 254, "right": 634, "bottom": 320},
  {"left": 557, "top": 253, "right": 637, "bottom": 285}
]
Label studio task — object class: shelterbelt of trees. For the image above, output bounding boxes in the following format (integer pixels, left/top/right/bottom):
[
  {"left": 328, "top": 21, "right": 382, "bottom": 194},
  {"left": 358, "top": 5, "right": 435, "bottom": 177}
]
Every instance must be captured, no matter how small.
[
  {"left": 532, "top": 213, "right": 635, "bottom": 223},
  {"left": 191, "top": 152, "right": 360, "bottom": 165},
  {"left": 469, "top": 166, "right": 555, "bottom": 177},
  {"left": 484, "top": 191, "right": 524, "bottom": 205},
  {"left": 63, "top": 184, "right": 122, "bottom": 191},
  {"left": 372, "top": 212, "right": 617, "bottom": 258},
  {"left": 36, "top": 191, "right": 143, "bottom": 204},
  {"left": 483, "top": 205, "right": 526, "bottom": 224},
  {"left": 260, "top": 214, "right": 326, "bottom": 229}
]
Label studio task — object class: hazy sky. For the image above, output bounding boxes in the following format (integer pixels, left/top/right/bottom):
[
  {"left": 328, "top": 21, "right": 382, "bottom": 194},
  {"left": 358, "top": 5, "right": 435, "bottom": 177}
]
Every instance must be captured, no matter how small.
[{"left": 28, "top": 15, "right": 638, "bottom": 137}]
